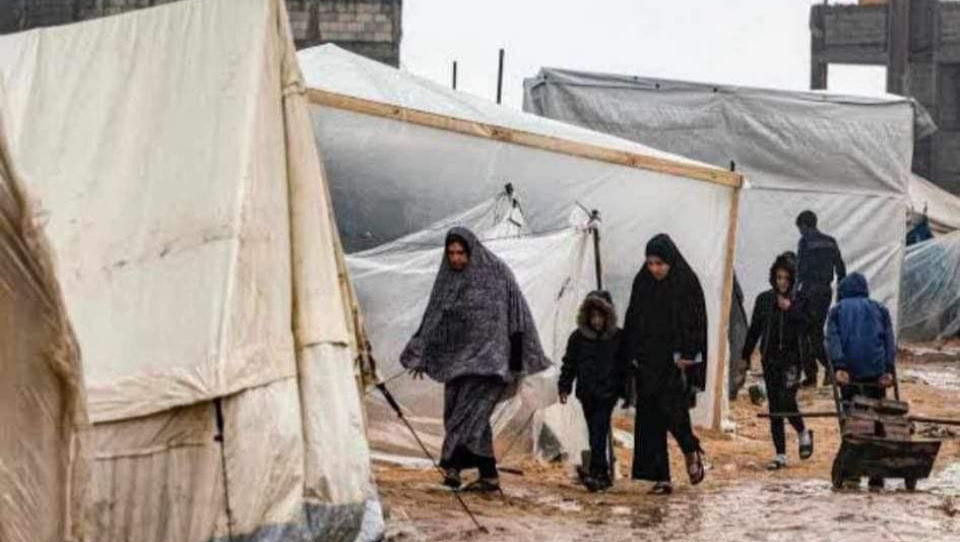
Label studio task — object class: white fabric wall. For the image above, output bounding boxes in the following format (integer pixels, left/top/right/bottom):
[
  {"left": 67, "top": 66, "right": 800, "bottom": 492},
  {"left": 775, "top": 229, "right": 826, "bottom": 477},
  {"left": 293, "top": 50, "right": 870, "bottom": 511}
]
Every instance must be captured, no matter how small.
[
  {"left": 307, "top": 104, "right": 736, "bottom": 430},
  {"left": 524, "top": 71, "right": 914, "bottom": 328}
]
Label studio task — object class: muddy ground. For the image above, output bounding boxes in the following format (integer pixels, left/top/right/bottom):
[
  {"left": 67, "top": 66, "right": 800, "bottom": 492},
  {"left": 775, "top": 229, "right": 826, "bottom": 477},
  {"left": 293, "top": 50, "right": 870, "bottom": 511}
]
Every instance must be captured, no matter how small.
[{"left": 375, "top": 351, "right": 960, "bottom": 542}]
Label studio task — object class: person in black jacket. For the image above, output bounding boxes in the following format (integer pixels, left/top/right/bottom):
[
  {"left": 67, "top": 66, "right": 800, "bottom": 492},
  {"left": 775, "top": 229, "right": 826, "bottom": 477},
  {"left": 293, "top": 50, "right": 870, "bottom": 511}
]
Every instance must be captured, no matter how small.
[
  {"left": 559, "top": 290, "right": 623, "bottom": 492},
  {"left": 742, "top": 254, "right": 814, "bottom": 470},
  {"left": 795, "top": 210, "right": 846, "bottom": 387},
  {"left": 620, "top": 234, "right": 707, "bottom": 495}
]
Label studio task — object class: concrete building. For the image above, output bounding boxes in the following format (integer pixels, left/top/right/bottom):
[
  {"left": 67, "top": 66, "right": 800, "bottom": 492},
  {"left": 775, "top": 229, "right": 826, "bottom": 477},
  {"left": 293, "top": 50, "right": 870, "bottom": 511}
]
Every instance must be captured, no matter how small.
[{"left": 811, "top": 0, "right": 960, "bottom": 194}]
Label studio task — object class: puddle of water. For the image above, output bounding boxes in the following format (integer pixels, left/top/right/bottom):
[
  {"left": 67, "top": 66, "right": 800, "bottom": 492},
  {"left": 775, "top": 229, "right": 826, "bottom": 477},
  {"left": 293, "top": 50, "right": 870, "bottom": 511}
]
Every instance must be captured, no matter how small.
[{"left": 903, "top": 365, "right": 960, "bottom": 392}]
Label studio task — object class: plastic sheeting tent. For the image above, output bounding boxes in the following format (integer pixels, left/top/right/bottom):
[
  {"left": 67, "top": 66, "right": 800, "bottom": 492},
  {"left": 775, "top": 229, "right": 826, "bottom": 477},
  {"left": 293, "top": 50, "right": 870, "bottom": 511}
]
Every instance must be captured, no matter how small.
[
  {"left": 0, "top": 97, "right": 87, "bottom": 542},
  {"left": 0, "top": 1, "right": 380, "bottom": 541},
  {"left": 900, "top": 231, "right": 960, "bottom": 342},
  {"left": 524, "top": 71, "right": 920, "bottom": 328},
  {"left": 298, "top": 45, "right": 744, "bottom": 435},
  {"left": 349, "top": 189, "right": 597, "bottom": 463}
]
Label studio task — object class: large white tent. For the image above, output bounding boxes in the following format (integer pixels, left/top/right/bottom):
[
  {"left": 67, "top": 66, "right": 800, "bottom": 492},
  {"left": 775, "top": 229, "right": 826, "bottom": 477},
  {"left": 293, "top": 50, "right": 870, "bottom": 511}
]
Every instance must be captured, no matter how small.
[
  {"left": 524, "top": 70, "right": 922, "bottom": 327},
  {"left": 0, "top": 1, "right": 380, "bottom": 541},
  {"left": 298, "top": 45, "right": 744, "bottom": 437}
]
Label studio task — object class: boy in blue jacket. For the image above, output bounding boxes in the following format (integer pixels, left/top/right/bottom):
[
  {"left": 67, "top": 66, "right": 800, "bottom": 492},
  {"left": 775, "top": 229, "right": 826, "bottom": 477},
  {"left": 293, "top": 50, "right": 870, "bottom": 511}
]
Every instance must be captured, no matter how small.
[{"left": 826, "top": 272, "right": 897, "bottom": 489}]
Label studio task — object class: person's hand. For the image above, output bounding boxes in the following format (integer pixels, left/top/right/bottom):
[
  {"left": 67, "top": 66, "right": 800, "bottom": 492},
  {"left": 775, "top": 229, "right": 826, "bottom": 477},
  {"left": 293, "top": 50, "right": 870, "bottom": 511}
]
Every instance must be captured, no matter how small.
[
  {"left": 879, "top": 373, "right": 894, "bottom": 388},
  {"left": 409, "top": 368, "right": 426, "bottom": 380},
  {"left": 835, "top": 370, "right": 850, "bottom": 385},
  {"left": 777, "top": 295, "right": 792, "bottom": 311},
  {"left": 675, "top": 358, "right": 696, "bottom": 369},
  {"left": 558, "top": 392, "right": 568, "bottom": 405}
]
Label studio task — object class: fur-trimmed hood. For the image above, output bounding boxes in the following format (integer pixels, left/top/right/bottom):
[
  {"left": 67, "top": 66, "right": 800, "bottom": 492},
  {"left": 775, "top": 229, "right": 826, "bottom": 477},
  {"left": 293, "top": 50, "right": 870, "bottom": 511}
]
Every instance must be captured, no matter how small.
[{"left": 577, "top": 291, "right": 618, "bottom": 340}]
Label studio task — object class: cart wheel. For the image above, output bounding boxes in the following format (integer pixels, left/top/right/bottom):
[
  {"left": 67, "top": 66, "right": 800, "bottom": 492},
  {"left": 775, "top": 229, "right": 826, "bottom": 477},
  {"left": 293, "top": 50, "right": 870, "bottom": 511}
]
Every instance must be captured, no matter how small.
[
  {"left": 905, "top": 478, "right": 918, "bottom": 492},
  {"left": 831, "top": 457, "right": 845, "bottom": 490}
]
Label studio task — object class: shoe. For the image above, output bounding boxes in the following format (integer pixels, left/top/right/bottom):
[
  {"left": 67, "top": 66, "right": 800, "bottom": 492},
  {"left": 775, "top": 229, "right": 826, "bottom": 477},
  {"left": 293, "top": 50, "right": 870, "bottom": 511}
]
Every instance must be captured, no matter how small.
[
  {"left": 583, "top": 475, "right": 603, "bottom": 493},
  {"left": 868, "top": 477, "right": 884, "bottom": 492},
  {"left": 799, "top": 430, "right": 814, "bottom": 460},
  {"left": 685, "top": 448, "right": 706, "bottom": 486},
  {"left": 649, "top": 481, "right": 673, "bottom": 495},
  {"left": 766, "top": 455, "right": 787, "bottom": 470},
  {"left": 442, "top": 468, "right": 461, "bottom": 489},
  {"left": 462, "top": 477, "right": 501, "bottom": 493}
]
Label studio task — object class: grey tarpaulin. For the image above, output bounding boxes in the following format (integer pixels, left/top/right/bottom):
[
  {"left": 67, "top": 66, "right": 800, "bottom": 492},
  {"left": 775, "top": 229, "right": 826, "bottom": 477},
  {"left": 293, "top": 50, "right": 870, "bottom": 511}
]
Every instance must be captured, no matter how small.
[{"left": 524, "top": 70, "right": 926, "bottom": 330}]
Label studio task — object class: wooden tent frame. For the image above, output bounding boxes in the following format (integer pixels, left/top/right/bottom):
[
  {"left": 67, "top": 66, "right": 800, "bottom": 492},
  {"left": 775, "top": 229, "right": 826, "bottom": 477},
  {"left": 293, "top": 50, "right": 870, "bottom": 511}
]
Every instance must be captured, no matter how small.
[{"left": 306, "top": 87, "right": 742, "bottom": 430}]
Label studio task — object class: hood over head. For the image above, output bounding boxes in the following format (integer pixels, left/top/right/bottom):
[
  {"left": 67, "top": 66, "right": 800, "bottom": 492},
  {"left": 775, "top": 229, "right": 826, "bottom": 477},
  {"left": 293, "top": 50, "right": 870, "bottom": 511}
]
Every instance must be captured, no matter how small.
[
  {"left": 838, "top": 272, "right": 869, "bottom": 300},
  {"left": 577, "top": 290, "right": 618, "bottom": 339}
]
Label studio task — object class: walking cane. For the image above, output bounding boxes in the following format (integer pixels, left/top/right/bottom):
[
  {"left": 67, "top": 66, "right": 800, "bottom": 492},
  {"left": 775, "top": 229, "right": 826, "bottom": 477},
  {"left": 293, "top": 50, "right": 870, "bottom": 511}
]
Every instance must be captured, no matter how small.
[{"left": 376, "top": 382, "right": 488, "bottom": 534}]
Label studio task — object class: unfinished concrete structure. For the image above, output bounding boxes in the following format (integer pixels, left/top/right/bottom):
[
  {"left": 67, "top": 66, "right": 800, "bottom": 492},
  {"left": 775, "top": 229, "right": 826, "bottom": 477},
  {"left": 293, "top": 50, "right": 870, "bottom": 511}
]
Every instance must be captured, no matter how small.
[
  {"left": 0, "top": 0, "right": 402, "bottom": 66},
  {"left": 811, "top": 0, "right": 960, "bottom": 194}
]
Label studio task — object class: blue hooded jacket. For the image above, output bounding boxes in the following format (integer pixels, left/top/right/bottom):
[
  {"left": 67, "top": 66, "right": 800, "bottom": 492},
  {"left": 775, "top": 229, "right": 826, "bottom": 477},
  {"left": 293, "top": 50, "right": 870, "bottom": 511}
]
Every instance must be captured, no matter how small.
[{"left": 825, "top": 273, "right": 896, "bottom": 379}]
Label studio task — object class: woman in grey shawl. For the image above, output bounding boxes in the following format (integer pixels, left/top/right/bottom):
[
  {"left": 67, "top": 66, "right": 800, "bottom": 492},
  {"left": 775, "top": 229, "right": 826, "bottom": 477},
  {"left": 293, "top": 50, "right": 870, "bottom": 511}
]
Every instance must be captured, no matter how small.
[{"left": 401, "top": 227, "right": 550, "bottom": 492}]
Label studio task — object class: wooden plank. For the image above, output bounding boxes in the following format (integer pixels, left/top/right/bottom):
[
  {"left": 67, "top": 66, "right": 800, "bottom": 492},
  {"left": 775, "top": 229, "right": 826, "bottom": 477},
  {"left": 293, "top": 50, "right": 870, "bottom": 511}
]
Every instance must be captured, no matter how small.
[
  {"left": 712, "top": 186, "right": 741, "bottom": 430},
  {"left": 306, "top": 88, "right": 744, "bottom": 189}
]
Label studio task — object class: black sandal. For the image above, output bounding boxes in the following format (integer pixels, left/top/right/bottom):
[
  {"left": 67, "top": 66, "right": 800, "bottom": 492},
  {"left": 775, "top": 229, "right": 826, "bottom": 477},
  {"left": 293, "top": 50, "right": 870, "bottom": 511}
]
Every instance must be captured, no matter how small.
[
  {"left": 442, "top": 468, "right": 462, "bottom": 489},
  {"left": 462, "top": 478, "right": 501, "bottom": 493},
  {"left": 685, "top": 448, "right": 706, "bottom": 486},
  {"left": 649, "top": 482, "right": 673, "bottom": 495}
]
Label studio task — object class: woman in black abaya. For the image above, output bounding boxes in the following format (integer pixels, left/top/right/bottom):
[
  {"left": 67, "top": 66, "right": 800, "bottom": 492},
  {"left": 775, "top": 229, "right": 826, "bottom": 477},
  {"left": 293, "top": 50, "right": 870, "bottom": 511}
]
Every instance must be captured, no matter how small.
[{"left": 621, "top": 234, "right": 708, "bottom": 494}]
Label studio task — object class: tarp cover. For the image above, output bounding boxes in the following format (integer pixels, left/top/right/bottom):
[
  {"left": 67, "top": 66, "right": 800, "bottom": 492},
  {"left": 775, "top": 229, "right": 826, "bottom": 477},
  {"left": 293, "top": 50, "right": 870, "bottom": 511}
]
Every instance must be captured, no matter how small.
[
  {"left": 351, "top": 191, "right": 596, "bottom": 461},
  {"left": 300, "top": 45, "right": 739, "bottom": 431},
  {"left": 0, "top": 91, "right": 87, "bottom": 542},
  {"left": 908, "top": 174, "right": 960, "bottom": 235},
  {"left": 900, "top": 231, "right": 960, "bottom": 342},
  {"left": 524, "top": 70, "right": 916, "bottom": 327},
  {"left": 0, "top": 2, "right": 379, "bottom": 541}
]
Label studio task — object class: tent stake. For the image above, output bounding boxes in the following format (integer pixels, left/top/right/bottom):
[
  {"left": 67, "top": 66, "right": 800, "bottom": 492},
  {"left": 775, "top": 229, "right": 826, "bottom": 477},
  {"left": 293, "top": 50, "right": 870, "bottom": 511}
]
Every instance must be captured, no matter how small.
[{"left": 376, "top": 383, "right": 489, "bottom": 534}]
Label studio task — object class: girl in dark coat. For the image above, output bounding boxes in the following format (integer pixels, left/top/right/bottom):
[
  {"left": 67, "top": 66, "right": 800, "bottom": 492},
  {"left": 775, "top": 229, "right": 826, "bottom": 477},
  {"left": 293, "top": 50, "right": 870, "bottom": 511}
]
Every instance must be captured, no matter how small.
[
  {"left": 742, "top": 254, "right": 814, "bottom": 470},
  {"left": 558, "top": 290, "right": 624, "bottom": 492},
  {"left": 620, "top": 234, "right": 707, "bottom": 495}
]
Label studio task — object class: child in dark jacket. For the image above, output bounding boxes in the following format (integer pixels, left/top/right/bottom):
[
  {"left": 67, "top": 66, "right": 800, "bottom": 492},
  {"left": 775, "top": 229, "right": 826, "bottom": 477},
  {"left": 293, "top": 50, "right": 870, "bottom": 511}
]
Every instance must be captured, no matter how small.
[
  {"left": 742, "top": 254, "right": 814, "bottom": 470},
  {"left": 559, "top": 290, "right": 623, "bottom": 492},
  {"left": 826, "top": 272, "right": 896, "bottom": 489}
]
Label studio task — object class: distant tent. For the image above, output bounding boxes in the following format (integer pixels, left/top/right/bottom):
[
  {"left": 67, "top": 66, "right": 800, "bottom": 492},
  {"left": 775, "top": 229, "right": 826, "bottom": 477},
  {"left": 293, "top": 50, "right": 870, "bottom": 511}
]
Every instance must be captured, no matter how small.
[
  {"left": 524, "top": 70, "right": 924, "bottom": 327},
  {"left": 349, "top": 188, "right": 597, "bottom": 462},
  {"left": 907, "top": 174, "right": 960, "bottom": 237},
  {"left": 900, "top": 231, "right": 960, "bottom": 342},
  {"left": 299, "top": 44, "right": 744, "bottom": 434},
  {"left": 0, "top": 1, "right": 380, "bottom": 541}
]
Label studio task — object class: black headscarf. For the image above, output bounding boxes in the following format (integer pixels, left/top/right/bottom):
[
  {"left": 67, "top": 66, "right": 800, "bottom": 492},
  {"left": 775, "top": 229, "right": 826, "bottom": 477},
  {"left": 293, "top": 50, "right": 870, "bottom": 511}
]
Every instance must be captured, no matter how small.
[{"left": 620, "top": 234, "right": 708, "bottom": 395}]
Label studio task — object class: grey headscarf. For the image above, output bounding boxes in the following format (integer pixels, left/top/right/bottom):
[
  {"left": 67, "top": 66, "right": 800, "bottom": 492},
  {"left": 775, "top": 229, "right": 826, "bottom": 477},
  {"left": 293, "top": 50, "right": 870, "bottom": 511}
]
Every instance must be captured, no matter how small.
[{"left": 400, "top": 227, "right": 551, "bottom": 383}]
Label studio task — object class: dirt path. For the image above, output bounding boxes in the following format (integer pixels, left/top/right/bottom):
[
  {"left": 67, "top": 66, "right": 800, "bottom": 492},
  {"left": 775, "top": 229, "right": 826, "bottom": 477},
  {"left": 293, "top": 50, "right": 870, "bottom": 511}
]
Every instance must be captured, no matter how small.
[{"left": 376, "top": 359, "right": 960, "bottom": 542}]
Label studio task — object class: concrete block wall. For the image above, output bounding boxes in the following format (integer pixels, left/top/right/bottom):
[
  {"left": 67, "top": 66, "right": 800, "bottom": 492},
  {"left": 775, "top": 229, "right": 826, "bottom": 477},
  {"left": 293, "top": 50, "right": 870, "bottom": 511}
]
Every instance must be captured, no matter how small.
[{"left": 0, "top": 0, "right": 402, "bottom": 67}]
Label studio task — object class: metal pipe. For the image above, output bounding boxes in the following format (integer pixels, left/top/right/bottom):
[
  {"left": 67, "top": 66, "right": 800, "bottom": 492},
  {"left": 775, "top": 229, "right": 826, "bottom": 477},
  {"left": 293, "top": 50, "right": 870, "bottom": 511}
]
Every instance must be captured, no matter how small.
[
  {"left": 496, "top": 48, "right": 504, "bottom": 104},
  {"left": 452, "top": 60, "right": 458, "bottom": 90}
]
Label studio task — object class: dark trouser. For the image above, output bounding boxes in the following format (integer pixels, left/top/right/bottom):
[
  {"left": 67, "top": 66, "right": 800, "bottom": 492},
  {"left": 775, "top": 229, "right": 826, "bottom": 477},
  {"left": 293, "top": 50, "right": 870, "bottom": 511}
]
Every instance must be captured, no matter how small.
[
  {"left": 581, "top": 397, "right": 617, "bottom": 478},
  {"left": 439, "top": 375, "right": 507, "bottom": 479},
  {"left": 764, "top": 361, "right": 805, "bottom": 455},
  {"left": 840, "top": 377, "right": 885, "bottom": 486},
  {"left": 632, "top": 391, "right": 700, "bottom": 482},
  {"left": 802, "top": 283, "right": 833, "bottom": 382}
]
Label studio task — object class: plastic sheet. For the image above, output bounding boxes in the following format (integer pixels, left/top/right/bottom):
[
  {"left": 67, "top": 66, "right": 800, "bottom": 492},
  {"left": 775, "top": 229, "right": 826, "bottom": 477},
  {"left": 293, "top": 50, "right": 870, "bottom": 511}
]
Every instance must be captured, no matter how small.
[{"left": 900, "top": 231, "right": 960, "bottom": 342}]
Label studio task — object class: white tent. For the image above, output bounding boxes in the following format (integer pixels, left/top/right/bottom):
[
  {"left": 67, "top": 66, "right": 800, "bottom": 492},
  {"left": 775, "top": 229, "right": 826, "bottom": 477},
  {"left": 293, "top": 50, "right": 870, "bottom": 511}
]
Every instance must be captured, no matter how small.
[
  {"left": 0, "top": 1, "right": 380, "bottom": 541},
  {"left": 524, "top": 71, "right": 920, "bottom": 327},
  {"left": 349, "top": 189, "right": 597, "bottom": 463},
  {"left": 298, "top": 45, "right": 743, "bottom": 433}
]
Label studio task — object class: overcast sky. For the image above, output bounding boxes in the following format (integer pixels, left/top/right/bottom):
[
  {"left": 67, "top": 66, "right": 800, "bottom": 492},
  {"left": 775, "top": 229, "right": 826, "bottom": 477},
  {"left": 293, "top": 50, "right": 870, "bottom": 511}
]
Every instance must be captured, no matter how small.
[{"left": 400, "top": 0, "right": 887, "bottom": 110}]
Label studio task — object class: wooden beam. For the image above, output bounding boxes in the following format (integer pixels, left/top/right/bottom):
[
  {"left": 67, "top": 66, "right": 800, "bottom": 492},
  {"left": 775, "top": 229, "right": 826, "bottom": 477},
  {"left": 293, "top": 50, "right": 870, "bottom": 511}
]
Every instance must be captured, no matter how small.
[
  {"left": 712, "top": 185, "right": 741, "bottom": 431},
  {"left": 811, "top": 4, "right": 828, "bottom": 89},
  {"left": 306, "top": 88, "right": 744, "bottom": 189}
]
